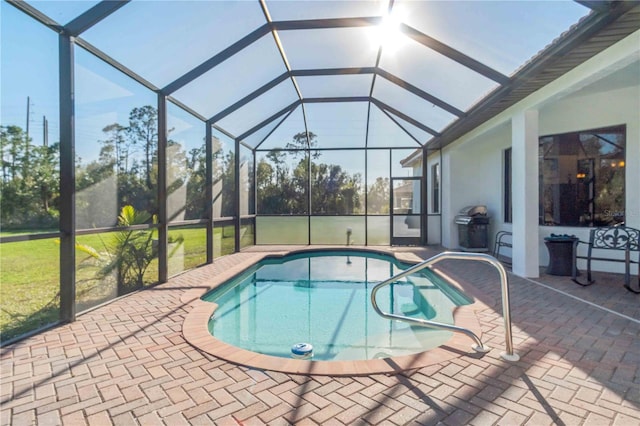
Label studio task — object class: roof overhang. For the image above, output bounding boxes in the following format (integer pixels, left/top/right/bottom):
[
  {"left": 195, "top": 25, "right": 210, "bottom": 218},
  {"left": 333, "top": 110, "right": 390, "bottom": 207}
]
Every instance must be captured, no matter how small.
[{"left": 426, "top": 1, "right": 640, "bottom": 150}]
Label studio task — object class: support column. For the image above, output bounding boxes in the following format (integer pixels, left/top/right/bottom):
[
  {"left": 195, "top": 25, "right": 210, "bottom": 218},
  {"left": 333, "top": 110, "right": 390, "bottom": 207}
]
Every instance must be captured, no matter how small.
[
  {"left": 251, "top": 149, "right": 257, "bottom": 246},
  {"left": 205, "top": 122, "right": 213, "bottom": 263},
  {"left": 440, "top": 151, "right": 453, "bottom": 248},
  {"left": 234, "top": 139, "right": 241, "bottom": 252},
  {"left": 157, "top": 94, "right": 168, "bottom": 282},
  {"left": 511, "top": 110, "right": 539, "bottom": 278},
  {"left": 59, "top": 34, "right": 76, "bottom": 322},
  {"left": 421, "top": 147, "right": 428, "bottom": 245}
]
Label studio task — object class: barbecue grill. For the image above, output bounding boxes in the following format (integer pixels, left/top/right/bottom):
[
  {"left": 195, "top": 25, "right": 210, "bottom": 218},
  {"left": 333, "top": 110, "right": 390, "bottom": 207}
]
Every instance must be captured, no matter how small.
[{"left": 455, "top": 205, "right": 490, "bottom": 252}]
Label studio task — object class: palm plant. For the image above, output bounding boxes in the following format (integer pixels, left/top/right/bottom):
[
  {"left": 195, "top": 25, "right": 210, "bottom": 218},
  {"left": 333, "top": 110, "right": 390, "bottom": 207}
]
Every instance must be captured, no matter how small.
[
  {"left": 105, "top": 205, "right": 157, "bottom": 294},
  {"left": 76, "top": 205, "right": 180, "bottom": 296}
]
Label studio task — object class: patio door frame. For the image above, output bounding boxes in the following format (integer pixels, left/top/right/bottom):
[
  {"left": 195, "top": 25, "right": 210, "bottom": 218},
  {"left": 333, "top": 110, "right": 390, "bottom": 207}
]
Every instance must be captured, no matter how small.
[{"left": 390, "top": 177, "right": 423, "bottom": 246}]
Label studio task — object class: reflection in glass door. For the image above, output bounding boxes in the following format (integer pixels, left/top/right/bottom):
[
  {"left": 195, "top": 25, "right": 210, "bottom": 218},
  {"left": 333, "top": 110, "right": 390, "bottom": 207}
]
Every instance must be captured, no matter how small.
[{"left": 391, "top": 178, "right": 422, "bottom": 245}]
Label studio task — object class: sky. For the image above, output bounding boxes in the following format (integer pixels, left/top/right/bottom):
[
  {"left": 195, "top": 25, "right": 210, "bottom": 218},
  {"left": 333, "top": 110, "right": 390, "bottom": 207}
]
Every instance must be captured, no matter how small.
[{"left": 1, "top": 0, "right": 591, "bottom": 163}]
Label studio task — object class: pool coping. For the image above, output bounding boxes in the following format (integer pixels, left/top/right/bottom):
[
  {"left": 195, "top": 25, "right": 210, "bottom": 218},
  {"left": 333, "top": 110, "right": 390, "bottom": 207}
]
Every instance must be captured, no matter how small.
[{"left": 181, "top": 247, "right": 495, "bottom": 376}]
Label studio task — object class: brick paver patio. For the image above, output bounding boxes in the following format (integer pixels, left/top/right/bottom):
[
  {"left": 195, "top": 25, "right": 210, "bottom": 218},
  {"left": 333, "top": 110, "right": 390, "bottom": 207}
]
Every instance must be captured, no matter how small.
[{"left": 1, "top": 246, "right": 639, "bottom": 425}]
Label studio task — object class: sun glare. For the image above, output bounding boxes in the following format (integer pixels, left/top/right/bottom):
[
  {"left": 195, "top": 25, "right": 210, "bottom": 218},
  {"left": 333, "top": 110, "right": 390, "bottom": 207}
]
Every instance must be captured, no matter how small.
[{"left": 369, "top": 8, "right": 408, "bottom": 53}]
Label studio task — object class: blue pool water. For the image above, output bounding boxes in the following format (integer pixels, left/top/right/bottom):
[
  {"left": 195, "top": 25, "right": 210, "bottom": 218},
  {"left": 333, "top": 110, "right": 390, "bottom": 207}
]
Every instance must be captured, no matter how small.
[{"left": 203, "top": 251, "right": 472, "bottom": 361}]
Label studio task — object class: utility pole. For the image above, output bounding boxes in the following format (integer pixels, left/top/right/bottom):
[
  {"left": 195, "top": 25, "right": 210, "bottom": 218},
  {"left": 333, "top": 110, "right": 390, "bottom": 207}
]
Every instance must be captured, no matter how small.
[
  {"left": 25, "top": 96, "right": 33, "bottom": 173},
  {"left": 43, "top": 115, "right": 48, "bottom": 147},
  {"left": 26, "top": 96, "right": 30, "bottom": 140}
]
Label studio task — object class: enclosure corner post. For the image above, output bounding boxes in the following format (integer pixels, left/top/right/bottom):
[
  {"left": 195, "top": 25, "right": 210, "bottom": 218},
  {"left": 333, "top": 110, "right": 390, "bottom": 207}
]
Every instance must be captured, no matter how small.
[
  {"left": 234, "top": 138, "right": 241, "bottom": 253},
  {"left": 421, "top": 146, "right": 428, "bottom": 246},
  {"left": 157, "top": 93, "right": 168, "bottom": 283},
  {"left": 59, "top": 33, "right": 76, "bottom": 323},
  {"left": 252, "top": 149, "right": 257, "bottom": 246},
  {"left": 205, "top": 121, "right": 214, "bottom": 263}
]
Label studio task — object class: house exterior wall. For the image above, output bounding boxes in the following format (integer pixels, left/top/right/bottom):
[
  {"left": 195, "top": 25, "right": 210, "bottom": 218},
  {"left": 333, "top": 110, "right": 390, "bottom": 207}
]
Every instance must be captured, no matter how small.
[
  {"left": 432, "top": 29, "right": 640, "bottom": 276},
  {"left": 537, "top": 85, "right": 640, "bottom": 272},
  {"left": 440, "top": 124, "right": 511, "bottom": 250}
]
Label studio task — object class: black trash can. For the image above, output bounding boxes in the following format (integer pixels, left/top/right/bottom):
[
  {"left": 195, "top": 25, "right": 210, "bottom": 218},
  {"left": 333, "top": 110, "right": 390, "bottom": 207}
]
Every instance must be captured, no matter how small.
[
  {"left": 455, "top": 205, "right": 490, "bottom": 252},
  {"left": 544, "top": 234, "right": 578, "bottom": 276}
]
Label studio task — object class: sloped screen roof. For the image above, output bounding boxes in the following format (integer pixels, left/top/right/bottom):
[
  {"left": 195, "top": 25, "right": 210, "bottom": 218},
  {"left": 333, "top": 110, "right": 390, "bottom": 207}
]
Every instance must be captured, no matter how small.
[{"left": 14, "top": 0, "right": 628, "bottom": 150}]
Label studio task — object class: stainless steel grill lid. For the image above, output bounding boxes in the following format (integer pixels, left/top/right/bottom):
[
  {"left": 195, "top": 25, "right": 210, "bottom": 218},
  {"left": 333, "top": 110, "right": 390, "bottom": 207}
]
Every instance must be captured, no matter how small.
[{"left": 455, "top": 205, "right": 489, "bottom": 224}]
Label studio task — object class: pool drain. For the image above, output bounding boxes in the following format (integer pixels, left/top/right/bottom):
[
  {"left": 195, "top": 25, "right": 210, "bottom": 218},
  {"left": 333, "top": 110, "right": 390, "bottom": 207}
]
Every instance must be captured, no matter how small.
[{"left": 291, "top": 343, "right": 313, "bottom": 359}]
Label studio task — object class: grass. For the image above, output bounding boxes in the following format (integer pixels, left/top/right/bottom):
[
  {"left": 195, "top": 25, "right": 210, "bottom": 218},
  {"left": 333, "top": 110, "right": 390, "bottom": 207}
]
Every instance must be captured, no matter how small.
[
  {"left": 0, "top": 228, "right": 58, "bottom": 237},
  {"left": 0, "top": 225, "right": 253, "bottom": 343},
  {"left": 0, "top": 236, "right": 60, "bottom": 343}
]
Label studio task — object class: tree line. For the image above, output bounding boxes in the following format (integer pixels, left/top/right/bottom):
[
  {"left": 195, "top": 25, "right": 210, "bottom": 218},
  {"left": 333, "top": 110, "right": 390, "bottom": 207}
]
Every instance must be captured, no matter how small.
[
  {"left": 0, "top": 125, "right": 59, "bottom": 228},
  {"left": 75, "top": 105, "right": 236, "bottom": 226},
  {"left": 256, "top": 132, "right": 390, "bottom": 215},
  {"left": 1, "top": 105, "right": 393, "bottom": 230},
  {"left": 1, "top": 105, "right": 236, "bottom": 230}
]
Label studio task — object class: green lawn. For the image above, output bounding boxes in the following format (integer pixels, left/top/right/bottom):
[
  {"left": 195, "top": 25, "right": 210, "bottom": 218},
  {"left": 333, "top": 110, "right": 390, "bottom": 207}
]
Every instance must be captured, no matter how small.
[
  {"left": 0, "top": 235, "right": 61, "bottom": 343},
  {"left": 0, "top": 225, "right": 252, "bottom": 343},
  {"left": 0, "top": 228, "right": 58, "bottom": 237}
]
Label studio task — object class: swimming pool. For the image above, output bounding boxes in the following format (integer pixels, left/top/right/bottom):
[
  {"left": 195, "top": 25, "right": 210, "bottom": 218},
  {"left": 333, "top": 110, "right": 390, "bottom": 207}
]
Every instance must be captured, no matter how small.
[{"left": 201, "top": 250, "right": 473, "bottom": 362}]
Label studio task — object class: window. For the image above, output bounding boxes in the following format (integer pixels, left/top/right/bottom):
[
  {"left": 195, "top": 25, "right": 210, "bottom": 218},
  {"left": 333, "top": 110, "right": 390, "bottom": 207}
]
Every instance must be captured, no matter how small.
[
  {"left": 504, "top": 148, "right": 512, "bottom": 223},
  {"left": 431, "top": 163, "right": 440, "bottom": 214},
  {"left": 539, "top": 125, "right": 625, "bottom": 227}
]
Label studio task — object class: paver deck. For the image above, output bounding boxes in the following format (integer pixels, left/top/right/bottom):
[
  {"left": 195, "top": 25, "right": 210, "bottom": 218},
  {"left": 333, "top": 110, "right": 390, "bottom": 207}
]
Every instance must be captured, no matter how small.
[{"left": 1, "top": 245, "right": 639, "bottom": 425}]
